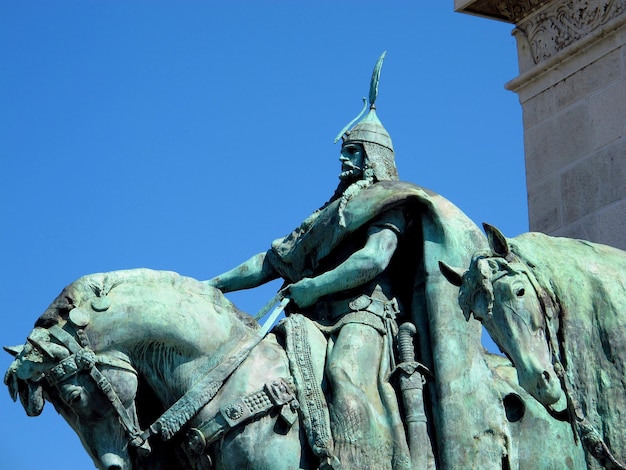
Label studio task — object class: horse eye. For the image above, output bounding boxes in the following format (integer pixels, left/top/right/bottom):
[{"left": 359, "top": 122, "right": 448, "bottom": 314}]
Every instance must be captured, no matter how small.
[
  {"left": 516, "top": 288, "right": 525, "bottom": 297},
  {"left": 68, "top": 389, "right": 82, "bottom": 404},
  {"left": 61, "top": 385, "right": 83, "bottom": 405}
]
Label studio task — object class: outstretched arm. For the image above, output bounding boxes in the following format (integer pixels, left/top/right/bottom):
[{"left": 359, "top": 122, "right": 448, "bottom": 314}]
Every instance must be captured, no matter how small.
[
  {"left": 205, "top": 251, "right": 279, "bottom": 293},
  {"left": 287, "top": 225, "right": 398, "bottom": 308}
]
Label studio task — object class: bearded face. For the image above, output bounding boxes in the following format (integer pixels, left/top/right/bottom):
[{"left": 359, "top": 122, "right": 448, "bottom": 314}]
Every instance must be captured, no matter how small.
[{"left": 339, "top": 143, "right": 364, "bottom": 182}]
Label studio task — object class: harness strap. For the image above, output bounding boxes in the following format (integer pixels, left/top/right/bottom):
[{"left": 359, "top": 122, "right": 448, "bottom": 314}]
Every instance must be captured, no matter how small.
[
  {"left": 186, "top": 377, "right": 297, "bottom": 457},
  {"left": 143, "top": 297, "right": 292, "bottom": 443},
  {"left": 48, "top": 325, "right": 82, "bottom": 354},
  {"left": 142, "top": 331, "right": 268, "bottom": 442},
  {"left": 46, "top": 325, "right": 146, "bottom": 448},
  {"left": 88, "top": 364, "right": 145, "bottom": 446}
]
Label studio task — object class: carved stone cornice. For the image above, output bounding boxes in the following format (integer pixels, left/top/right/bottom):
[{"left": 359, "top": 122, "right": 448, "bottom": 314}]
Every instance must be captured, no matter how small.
[
  {"left": 517, "top": 0, "right": 626, "bottom": 64},
  {"left": 455, "top": 0, "right": 552, "bottom": 23},
  {"left": 458, "top": 0, "right": 626, "bottom": 65},
  {"left": 495, "top": 0, "right": 553, "bottom": 22}
]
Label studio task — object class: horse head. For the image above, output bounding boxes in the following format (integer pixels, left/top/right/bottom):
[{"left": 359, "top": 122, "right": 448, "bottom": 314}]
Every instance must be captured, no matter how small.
[
  {"left": 5, "top": 322, "right": 145, "bottom": 470},
  {"left": 2, "top": 271, "right": 177, "bottom": 470},
  {"left": 440, "top": 224, "right": 564, "bottom": 408}
]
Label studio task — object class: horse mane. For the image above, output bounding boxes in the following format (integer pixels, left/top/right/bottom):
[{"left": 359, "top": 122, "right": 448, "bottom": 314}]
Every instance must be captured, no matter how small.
[
  {"left": 508, "top": 234, "right": 626, "bottom": 310},
  {"left": 508, "top": 232, "right": 626, "bottom": 462},
  {"left": 31, "top": 268, "right": 259, "bottom": 394},
  {"left": 34, "top": 268, "right": 259, "bottom": 331}
]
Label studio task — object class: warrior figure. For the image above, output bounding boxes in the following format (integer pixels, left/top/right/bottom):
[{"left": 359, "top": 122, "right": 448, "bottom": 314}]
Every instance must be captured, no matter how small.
[{"left": 208, "top": 53, "right": 414, "bottom": 469}]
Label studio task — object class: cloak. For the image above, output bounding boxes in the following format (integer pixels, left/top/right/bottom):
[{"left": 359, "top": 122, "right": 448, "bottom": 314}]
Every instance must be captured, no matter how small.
[{"left": 268, "top": 180, "right": 512, "bottom": 469}]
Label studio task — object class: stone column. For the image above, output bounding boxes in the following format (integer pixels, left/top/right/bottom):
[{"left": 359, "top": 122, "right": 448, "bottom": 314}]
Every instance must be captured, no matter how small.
[{"left": 455, "top": 0, "right": 626, "bottom": 250}]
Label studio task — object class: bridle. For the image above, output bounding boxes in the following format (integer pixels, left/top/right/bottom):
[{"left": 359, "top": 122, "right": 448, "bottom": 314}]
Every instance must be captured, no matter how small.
[
  {"left": 42, "top": 323, "right": 150, "bottom": 454},
  {"left": 498, "top": 260, "right": 626, "bottom": 470},
  {"left": 39, "top": 304, "right": 284, "bottom": 458}
]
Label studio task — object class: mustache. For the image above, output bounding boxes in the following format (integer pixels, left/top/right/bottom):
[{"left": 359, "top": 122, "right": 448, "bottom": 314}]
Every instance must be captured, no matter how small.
[{"left": 341, "top": 161, "right": 361, "bottom": 170}]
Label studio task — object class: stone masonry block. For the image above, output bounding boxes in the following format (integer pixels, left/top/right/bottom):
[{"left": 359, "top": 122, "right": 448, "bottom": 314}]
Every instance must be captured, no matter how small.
[
  {"left": 561, "top": 136, "right": 626, "bottom": 223},
  {"left": 524, "top": 103, "right": 594, "bottom": 184},
  {"left": 590, "top": 79, "right": 626, "bottom": 148},
  {"left": 596, "top": 201, "right": 626, "bottom": 251},
  {"left": 601, "top": 135, "right": 626, "bottom": 201},
  {"left": 522, "top": 87, "right": 555, "bottom": 129},
  {"left": 554, "top": 49, "right": 622, "bottom": 111},
  {"left": 552, "top": 213, "right": 599, "bottom": 244},
  {"left": 528, "top": 175, "right": 562, "bottom": 233},
  {"left": 561, "top": 158, "right": 603, "bottom": 223}
]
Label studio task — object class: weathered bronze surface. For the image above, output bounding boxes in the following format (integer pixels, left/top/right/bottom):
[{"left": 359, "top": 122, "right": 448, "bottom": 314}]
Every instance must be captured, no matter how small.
[
  {"left": 5, "top": 54, "right": 605, "bottom": 469},
  {"left": 441, "top": 223, "right": 626, "bottom": 469}
]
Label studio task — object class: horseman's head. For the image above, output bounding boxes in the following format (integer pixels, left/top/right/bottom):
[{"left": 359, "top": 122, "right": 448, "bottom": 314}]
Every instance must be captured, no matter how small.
[{"left": 335, "top": 51, "right": 399, "bottom": 186}]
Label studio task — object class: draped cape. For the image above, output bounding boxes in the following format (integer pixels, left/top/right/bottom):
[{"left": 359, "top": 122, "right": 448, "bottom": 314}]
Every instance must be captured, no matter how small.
[{"left": 268, "top": 181, "right": 513, "bottom": 468}]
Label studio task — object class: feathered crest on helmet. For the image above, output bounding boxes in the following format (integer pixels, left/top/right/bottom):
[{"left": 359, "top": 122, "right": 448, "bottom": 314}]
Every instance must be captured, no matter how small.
[{"left": 334, "top": 51, "right": 390, "bottom": 146}]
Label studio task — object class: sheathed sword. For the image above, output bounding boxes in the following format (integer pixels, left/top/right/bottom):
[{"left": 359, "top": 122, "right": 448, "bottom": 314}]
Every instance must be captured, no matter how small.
[{"left": 396, "top": 322, "right": 435, "bottom": 470}]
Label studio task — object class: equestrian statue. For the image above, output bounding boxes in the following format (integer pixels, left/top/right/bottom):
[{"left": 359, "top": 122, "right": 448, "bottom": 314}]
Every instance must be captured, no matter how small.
[{"left": 6, "top": 54, "right": 597, "bottom": 469}]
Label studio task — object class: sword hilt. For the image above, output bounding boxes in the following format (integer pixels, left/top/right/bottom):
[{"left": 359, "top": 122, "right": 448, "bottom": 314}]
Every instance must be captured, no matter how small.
[{"left": 398, "top": 322, "right": 417, "bottom": 364}]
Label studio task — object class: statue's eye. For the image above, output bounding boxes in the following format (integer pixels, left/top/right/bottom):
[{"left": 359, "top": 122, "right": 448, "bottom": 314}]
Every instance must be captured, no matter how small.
[
  {"left": 516, "top": 288, "right": 525, "bottom": 297},
  {"left": 61, "top": 385, "right": 83, "bottom": 405},
  {"left": 68, "top": 389, "right": 82, "bottom": 404}
]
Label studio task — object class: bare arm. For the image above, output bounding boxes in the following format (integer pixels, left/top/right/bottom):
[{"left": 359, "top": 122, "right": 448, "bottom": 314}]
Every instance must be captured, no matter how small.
[
  {"left": 205, "top": 251, "right": 279, "bottom": 293},
  {"left": 287, "top": 225, "right": 398, "bottom": 308}
]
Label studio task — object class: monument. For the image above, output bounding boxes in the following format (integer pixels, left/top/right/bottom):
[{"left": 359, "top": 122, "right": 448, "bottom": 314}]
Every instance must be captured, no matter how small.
[{"left": 4, "top": 53, "right": 623, "bottom": 469}]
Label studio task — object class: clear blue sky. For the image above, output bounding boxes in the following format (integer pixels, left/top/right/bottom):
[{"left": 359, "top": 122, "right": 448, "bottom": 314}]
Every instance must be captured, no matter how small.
[{"left": 1, "top": 3, "right": 525, "bottom": 468}]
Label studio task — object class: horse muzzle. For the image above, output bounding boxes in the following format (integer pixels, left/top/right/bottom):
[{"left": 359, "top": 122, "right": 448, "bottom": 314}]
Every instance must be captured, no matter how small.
[
  {"left": 526, "top": 368, "right": 563, "bottom": 406},
  {"left": 99, "top": 452, "right": 128, "bottom": 470}
]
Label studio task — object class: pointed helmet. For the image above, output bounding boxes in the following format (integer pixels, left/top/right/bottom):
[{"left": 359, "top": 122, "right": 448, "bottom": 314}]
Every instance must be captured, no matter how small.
[{"left": 335, "top": 51, "right": 398, "bottom": 181}]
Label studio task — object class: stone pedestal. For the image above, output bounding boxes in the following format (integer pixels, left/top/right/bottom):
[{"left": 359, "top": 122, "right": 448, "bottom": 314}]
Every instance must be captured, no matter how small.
[{"left": 455, "top": 0, "right": 626, "bottom": 250}]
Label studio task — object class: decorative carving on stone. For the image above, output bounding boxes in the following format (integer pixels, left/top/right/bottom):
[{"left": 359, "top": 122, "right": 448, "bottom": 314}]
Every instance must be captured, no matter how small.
[
  {"left": 495, "top": 0, "right": 552, "bottom": 22},
  {"left": 516, "top": 0, "right": 626, "bottom": 64}
]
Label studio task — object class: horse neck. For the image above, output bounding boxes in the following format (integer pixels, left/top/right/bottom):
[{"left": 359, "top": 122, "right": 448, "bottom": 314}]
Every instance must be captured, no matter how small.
[{"left": 86, "top": 297, "right": 254, "bottom": 404}]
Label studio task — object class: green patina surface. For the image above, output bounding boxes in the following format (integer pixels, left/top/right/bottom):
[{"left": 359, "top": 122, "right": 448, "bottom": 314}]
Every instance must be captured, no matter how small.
[
  {"left": 6, "top": 53, "right": 622, "bottom": 470},
  {"left": 442, "top": 224, "right": 626, "bottom": 469}
]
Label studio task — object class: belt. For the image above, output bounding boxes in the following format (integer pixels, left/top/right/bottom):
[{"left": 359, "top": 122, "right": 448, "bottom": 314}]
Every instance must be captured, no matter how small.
[{"left": 322, "top": 294, "right": 400, "bottom": 321}]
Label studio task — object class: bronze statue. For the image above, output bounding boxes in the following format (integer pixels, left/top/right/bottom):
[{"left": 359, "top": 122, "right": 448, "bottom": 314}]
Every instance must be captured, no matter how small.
[{"left": 5, "top": 54, "right": 593, "bottom": 470}]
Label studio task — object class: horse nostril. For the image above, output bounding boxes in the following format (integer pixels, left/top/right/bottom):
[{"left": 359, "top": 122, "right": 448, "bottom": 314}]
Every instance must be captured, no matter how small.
[
  {"left": 100, "top": 452, "right": 125, "bottom": 470},
  {"left": 542, "top": 371, "right": 551, "bottom": 383}
]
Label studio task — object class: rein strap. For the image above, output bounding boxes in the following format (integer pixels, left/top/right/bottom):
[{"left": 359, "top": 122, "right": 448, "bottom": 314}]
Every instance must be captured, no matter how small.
[
  {"left": 143, "top": 331, "right": 267, "bottom": 442},
  {"left": 47, "top": 325, "right": 145, "bottom": 448}
]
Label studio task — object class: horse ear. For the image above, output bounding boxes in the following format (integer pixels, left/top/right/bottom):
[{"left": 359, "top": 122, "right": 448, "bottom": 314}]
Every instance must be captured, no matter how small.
[
  {"left": 483, "top": 223, "right": 510, "bottom": 258},
  {"left": 3, "top": 345, "right": 24, "bottom": 357},
  {"left": 438, "top": 261, "right": 464, "bottom": 287}
]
